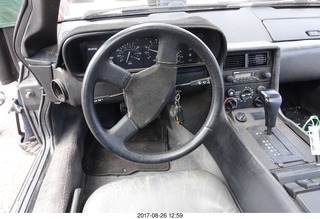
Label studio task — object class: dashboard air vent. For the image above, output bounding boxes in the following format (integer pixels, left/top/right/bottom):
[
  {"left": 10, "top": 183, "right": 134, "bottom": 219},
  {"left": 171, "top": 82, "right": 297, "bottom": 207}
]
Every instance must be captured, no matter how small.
[
  {"left": 224, "top": 54, "right": 245, "bottom": 69},
  {"left": 248, "top": 52, "right": 270, "bottom": 67}
]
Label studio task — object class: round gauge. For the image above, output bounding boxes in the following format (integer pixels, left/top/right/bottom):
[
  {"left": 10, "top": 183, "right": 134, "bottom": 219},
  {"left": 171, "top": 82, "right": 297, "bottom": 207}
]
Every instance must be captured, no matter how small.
[
  {"left": 185, "top": 47, "right": 199, "bottom": 63},
  {"left": 144, "top": 38, "right": 158, "bottom": 67},
  {"left": 178, "top": 46, "right": 199, "bottom": 64},
  {"left": 144, "top": 38, "right": 158, "bottom": 61},
  {"left": 114, "top": 41, "right": 142, "bottom": 69}
]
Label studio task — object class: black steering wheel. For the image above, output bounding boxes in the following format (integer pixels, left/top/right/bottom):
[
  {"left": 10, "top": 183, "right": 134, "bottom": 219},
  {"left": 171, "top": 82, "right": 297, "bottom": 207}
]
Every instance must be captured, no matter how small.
[{"left": 82, "top": 23, "right": 223, "bottom": 164}]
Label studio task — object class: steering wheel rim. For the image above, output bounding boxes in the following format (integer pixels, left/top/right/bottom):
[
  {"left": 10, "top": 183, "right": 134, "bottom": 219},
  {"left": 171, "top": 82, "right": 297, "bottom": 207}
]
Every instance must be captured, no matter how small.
[{"left": 82, "top": 23, "right": 223, "bottom": 164}]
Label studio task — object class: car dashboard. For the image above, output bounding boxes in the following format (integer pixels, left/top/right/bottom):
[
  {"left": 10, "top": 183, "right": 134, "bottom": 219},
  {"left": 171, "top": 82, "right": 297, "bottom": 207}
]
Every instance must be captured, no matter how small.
[
  {"left": 56, "top": 6, "right": 320, "bottom": 106},
  {"left": 53, "top": 6, "right": 320, "bottom": 142}
]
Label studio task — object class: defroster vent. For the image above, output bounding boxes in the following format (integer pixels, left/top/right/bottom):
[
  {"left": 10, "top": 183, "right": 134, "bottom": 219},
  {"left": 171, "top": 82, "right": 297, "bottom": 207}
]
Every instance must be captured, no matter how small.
[
  {"left": 248, "top": 52, "right": 270, "bottom": 67},
  {"left": 224, "top": 51, "right": 271, "bottom": 70},
  {"left": 224, "top": 54, "right": 245, "bottom": 69}
]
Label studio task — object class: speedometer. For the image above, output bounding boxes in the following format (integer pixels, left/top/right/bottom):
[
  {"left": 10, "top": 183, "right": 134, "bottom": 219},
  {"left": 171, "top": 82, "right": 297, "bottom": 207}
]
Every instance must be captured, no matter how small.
[{"left": 112, "top": 40, "right": 142, "bottom": 69}]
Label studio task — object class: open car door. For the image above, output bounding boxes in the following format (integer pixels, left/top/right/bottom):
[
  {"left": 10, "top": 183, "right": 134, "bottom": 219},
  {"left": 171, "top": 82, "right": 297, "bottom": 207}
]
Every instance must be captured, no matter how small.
[{"left": 10, "top": 0, "right": 61, "bottom": 212}]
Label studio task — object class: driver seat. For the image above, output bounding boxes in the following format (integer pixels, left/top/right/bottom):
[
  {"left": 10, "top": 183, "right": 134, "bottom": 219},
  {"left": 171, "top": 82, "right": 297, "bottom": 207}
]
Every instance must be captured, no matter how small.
[{"left": 83, "top": 170, "right": 239, "bottom": 212}]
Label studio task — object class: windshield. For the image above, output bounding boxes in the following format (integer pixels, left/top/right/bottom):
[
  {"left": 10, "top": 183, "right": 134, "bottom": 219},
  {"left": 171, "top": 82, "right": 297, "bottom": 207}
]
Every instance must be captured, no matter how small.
[{"left": 60, "top": 0, "right": 320, "bottom": 20}]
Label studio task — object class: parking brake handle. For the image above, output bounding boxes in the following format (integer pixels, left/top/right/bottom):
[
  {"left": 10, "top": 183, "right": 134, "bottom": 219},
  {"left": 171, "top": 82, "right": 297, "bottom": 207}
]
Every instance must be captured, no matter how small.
[{"left": 259, "top": 89, "right": 282, "bottom": 135}]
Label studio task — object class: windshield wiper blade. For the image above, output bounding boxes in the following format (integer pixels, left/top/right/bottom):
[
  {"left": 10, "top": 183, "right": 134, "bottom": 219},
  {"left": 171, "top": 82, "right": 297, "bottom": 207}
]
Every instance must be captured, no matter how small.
[
  {"left": 81, "top": 4, "right": 232, "bottom": 20},
  {"left": 239, "top": 0, "right": 320, "bottom": 7},
  {"left": 82, "top": 4, "right": 186, "bottom": 20},
  {"left": 82, "top": 6, "right": 148, "bottom": 20}
]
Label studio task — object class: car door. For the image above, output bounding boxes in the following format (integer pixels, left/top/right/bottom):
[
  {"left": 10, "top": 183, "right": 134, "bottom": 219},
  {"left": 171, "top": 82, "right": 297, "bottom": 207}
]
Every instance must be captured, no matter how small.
[{"left": 8, "top": 0, "right": 61, "bottom": 213}]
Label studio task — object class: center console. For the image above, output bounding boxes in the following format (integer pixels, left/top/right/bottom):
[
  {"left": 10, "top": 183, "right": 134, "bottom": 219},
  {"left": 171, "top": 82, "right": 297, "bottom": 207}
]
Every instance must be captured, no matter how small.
[{"left": 222, "top": 44, "right": 320, "bottom": 212}]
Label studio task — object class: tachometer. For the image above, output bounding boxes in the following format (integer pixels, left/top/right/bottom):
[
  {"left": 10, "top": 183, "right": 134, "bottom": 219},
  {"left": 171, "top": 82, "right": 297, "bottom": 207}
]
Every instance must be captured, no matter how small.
[
  {"left": 144, "top": 37, "right": 158, "bottom": 67},
  {"left": 112, "top": 40, "right": 142, "bottom": 69}
]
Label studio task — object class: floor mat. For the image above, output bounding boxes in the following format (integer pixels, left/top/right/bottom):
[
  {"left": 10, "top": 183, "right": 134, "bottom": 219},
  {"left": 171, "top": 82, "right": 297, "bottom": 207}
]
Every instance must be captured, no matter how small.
[
  {"left": 83, "top": 119, "right": 170, "bottom": 176},
  {"left": 281, "top": 105, "right": 313, "bottom": 128},
  {"left": 280, "top": 83, "right": 315, "bottom": 128}
]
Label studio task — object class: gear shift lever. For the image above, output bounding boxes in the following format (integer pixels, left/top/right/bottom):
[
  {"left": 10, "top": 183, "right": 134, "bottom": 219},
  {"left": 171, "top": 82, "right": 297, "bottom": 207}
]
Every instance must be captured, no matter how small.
[{"left": 259, "top": 89, "right": 282, "bottom": 135}]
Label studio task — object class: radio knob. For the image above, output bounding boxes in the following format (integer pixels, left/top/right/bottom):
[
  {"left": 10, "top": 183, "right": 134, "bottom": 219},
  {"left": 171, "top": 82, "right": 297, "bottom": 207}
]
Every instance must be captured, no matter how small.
[
  {"left": 227, "top": 89, "right": 236, "bottom": 97},
  {"left": 262, "top": 72, "right": 272, "bottom": 79},
  {"left": 256, "top": 86, "right": 266, "bottom": 92},
  {"left": 225, "top": 75, "right": 235, "bottom": 83}
]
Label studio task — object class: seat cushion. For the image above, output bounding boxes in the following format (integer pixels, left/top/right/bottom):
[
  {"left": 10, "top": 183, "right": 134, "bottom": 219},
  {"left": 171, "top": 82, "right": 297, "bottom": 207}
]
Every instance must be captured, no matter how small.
[{"left": 83, "top": 170, "right": 239, "bottom": 213}]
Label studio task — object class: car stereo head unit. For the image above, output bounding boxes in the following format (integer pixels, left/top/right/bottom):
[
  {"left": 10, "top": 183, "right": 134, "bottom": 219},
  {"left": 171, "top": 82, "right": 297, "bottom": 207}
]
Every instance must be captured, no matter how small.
[{"left": 225, "top": 70, "right": 272, "bottom": 84}]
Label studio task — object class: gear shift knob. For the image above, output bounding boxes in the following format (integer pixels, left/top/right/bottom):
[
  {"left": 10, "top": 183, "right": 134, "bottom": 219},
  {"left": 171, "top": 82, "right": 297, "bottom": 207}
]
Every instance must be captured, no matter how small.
[{"left": 259, "top": 89, "right": 282, "bottom": 135}]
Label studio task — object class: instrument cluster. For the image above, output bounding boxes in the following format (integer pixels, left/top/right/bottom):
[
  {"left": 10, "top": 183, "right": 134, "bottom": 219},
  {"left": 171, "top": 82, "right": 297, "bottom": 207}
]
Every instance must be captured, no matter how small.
[{"left": 80, "top": 37, "right": 202, "bottom": 71}]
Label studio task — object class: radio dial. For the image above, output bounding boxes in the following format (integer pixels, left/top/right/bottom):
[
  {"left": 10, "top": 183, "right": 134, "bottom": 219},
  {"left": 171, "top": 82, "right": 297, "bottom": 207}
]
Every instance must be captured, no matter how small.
[
  {"left": 227, "top": 89, "right": 236, "bottom": 97},
  {"left": 256, "top": 86, "right": 266, "bottom": 92},
  {"left": 261, "top": 72, "right": 272, "bottom": 79},
  {"left": 225, "top": 75, "right": 235, "bottom": 83}
]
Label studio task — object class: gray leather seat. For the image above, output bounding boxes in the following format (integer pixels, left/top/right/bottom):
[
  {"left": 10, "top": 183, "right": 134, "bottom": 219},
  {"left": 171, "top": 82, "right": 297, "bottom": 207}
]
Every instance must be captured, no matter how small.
[{"left": 83, "top": 170, "right": 239, "bottom": 213}]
